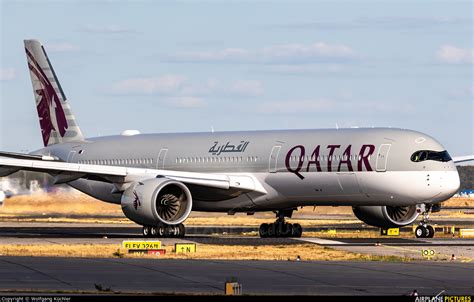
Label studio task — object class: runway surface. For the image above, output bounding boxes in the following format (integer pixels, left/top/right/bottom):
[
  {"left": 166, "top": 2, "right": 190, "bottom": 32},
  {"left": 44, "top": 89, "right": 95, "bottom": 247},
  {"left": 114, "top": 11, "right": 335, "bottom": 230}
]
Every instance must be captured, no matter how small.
[
  {"left": 0, "top": 256, "right": 473, "bottom": 295},
  {"left": 1, "top": 222, "right": 473, "bottom": 263},
  {"left": 0, "top": 218, "right": 472, "bottom": 234},
  {"left": 0, "top": 222, "right": 473, "bottom": 245}
]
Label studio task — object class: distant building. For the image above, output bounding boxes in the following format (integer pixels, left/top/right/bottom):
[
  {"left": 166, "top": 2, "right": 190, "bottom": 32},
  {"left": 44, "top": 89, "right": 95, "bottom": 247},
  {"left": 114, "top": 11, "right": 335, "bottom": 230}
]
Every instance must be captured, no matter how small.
[{"left": 454, "top": 190, "right": 474, "bottom": 198}]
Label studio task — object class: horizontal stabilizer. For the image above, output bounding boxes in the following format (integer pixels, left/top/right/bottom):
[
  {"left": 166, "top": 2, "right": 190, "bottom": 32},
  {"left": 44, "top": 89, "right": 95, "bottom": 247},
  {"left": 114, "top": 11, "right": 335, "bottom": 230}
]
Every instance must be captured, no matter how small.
[{"left": 453, "top": 155, "right": 474, "bottom": 164}]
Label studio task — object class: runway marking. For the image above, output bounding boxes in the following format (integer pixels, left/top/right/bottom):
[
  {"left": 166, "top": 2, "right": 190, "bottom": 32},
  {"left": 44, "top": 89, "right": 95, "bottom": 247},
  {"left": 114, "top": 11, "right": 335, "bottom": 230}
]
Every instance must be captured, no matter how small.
[
  {"left": 297, "top": 237, "right": 474, "bottom": 263},
  {"left": 379, "top": 244, "right": 474, "bottom": 262},
  {"left": 295, "top": 238, "right": 347, "bottom": 245}
]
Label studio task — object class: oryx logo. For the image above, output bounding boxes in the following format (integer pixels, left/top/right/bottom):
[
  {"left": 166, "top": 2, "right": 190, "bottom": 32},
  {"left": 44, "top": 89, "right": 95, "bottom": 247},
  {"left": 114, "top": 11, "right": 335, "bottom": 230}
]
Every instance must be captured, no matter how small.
[
  {"left": 133, "top": 191, "right": 141, "bottom": 210},
  {"left": 26, "top": 48, "right": 68, "bottom": 146}
]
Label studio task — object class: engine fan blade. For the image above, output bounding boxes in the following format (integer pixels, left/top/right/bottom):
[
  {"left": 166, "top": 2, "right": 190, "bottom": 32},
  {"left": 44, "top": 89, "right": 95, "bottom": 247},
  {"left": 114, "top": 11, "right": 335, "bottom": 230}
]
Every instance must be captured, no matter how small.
[
  {"left": 157, "top": 194, "right": 181, "bottom": 221},
  {"left": 387, "top": 206, "right": 408, "bottom": 221}
]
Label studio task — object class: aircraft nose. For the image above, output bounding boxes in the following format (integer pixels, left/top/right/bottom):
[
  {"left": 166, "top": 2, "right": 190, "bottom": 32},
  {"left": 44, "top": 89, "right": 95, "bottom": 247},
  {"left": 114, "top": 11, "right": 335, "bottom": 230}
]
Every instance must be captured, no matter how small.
[{"left": 444, "top": 170, "right": 460, "bottom": 198}]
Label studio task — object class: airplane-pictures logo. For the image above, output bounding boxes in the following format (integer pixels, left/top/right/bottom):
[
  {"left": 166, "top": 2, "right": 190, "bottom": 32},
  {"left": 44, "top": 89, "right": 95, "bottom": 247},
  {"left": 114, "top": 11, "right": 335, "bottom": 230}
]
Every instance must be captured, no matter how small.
[
  {"left": 285, "top": 144, "right": 376, "bottom": 179},
  {"left": 209, "top": 141, "right": 250, "bottom": 155},
  {"left": 133, "top": 191, "right": 141, "bottom": 210},
  {"left": 415, "top": 296, "right": 471, "bottom": 302},
  {"left": 26, "top": 48, "right": 68, "bottom": 146}
]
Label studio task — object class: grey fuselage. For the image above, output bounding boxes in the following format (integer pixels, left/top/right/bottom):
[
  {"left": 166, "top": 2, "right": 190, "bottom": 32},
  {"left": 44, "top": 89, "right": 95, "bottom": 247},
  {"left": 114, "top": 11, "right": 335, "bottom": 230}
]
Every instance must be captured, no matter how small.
[{"left": 36, "top": 127, "right": 460, "bottom": 213}]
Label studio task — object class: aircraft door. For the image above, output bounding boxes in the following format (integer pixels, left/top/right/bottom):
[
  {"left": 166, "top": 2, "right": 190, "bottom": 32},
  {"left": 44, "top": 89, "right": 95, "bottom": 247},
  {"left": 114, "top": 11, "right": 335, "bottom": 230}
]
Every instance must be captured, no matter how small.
[
  {"left": 269, "top": 145, "right": 281, "bottom": 173},
  {"left": 376, "top": 144, "right": 391, "bottom": 172},
  {"left": 157, "top": 148, "right": 168, "bottom": 169},
  {"left": 67, "top": 151, "right": 76, "bottom": 163},
  {"left": 337, "top": 172, "right": 362, "bottom": 196}
]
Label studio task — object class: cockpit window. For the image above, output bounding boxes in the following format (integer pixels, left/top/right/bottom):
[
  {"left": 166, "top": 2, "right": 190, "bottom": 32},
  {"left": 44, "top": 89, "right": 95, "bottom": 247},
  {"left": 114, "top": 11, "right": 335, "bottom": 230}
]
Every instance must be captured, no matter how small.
[{"left": 411, "top": 150, "right": 452, "bottom": 162}]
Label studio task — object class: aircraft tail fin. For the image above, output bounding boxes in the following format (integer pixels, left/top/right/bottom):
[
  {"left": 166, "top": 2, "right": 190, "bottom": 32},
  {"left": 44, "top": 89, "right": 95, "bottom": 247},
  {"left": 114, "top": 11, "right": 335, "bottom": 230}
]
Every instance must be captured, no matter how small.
[{"left": 24, "top": 39, "right": 84, "bottom": 147}]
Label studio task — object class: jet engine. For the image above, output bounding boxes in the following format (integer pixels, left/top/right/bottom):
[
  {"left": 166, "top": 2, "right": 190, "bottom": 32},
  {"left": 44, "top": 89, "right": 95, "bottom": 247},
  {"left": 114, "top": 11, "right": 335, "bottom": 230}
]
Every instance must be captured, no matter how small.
[
  {"left": 121, "top": 178, "right": 193, "bottom": 226},
  {"left": 352, "top": 205, "right": 419, "bottom": 228}
]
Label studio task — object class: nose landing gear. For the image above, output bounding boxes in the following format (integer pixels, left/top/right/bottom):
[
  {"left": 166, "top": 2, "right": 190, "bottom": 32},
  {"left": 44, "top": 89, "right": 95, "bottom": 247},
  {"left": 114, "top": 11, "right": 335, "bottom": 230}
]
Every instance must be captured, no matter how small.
[
  {"left": 415, "top": 204, "right": 435, "bottom": 238},
  {"left": 259, "top": 209, "right": 303, "bottom": 238},
  {"left": 415, "top": 225, "right": 435, "bottom": 238},
  {"left": 142, "top": 223, "right": 186, "bottom": 238}
]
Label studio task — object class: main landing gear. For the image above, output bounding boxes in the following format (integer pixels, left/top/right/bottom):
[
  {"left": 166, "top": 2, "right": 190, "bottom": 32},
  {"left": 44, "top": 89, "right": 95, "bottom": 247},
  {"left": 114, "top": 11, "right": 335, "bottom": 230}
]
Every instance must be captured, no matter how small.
[
  {"left": 415, "top": 204, "right": 435, "bottom": 238},
  {"left": 142, "top": 224, "right": 185, "bottom": 238},
  {"left": 259, "top": 209, "right": 303, "bottom": 238}
]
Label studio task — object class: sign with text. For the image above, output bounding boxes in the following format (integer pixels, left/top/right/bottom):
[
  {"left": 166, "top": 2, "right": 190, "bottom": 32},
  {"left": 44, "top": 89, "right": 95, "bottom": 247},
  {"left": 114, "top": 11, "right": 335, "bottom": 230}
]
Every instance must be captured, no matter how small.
[
  {"left": 175, "top": 243, "right": 197, "bottom": 253},
  {"left": 122, "top": 241, "right": 161, "bottom": 250},
  {"left": 380, "top": 228, "right": 400, "bottom": 236},
  {"left": 128, "top": 249, "right": 166, "bottom": 256}
]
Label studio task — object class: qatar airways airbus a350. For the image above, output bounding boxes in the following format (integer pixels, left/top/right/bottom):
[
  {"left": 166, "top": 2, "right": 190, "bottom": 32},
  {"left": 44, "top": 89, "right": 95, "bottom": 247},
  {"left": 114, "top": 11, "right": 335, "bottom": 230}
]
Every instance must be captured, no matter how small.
[{"left": 0, "top": 40, "right": 472, "bottom": 238}]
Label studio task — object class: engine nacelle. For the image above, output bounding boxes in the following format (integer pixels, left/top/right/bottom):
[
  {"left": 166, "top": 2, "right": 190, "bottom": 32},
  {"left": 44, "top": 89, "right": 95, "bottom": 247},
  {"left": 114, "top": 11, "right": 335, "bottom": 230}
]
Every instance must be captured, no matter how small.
[
  {"left": 121, "top": 178, "right": 192, "bottom": 226},
  {"left": 352, "top": 205, "right": 419, "bottom": 228}
]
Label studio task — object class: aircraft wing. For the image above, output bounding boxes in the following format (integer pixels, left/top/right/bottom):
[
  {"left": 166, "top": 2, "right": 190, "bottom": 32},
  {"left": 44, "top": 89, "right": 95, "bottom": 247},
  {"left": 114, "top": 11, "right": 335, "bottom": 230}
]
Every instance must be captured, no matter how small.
[
  {"left": 0, "top": 156, "right": 266, "bottom": 194},
  {"left": 453, "top": 155, "right": 474, "bottom": 164}
]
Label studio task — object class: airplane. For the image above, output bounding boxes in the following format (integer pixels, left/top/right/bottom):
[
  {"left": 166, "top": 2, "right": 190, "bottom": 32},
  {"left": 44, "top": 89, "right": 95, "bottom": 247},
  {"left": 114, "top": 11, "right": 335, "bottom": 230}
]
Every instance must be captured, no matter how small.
[{"left": 0, "top": 39, "right": 472, "bottom": 239}]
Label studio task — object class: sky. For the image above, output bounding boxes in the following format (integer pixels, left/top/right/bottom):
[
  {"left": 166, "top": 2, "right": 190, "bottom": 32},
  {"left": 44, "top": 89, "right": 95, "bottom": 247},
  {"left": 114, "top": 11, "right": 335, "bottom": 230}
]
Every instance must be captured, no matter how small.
[{"left": 0, "top": 0, "right": 473, "bottom": 156}]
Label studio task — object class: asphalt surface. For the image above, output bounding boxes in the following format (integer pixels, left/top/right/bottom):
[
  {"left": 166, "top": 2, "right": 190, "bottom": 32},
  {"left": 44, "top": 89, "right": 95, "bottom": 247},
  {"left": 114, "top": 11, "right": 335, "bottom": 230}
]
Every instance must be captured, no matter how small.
[
  {"left": 0, "top": 222, "right": 472, "bottom": 236},
  {"left": 0, "top": 219, "right": 472, "bottom": 235},
  {"left": 1, "top": 223, "right": 473, "bottom": 247},
  {"left": 0, "top": 256, "right": 472, "bottom": 295},
  {"left": 0, "top": 222, "right": 473, "bottom": 295}
]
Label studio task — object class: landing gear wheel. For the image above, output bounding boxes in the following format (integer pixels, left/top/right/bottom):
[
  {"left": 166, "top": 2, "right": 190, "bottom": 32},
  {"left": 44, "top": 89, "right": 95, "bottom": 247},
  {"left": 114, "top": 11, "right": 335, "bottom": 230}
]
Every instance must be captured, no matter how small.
[
  {"left": 416, "top": 204, "right": 435, "bottom": 239},
  {"left": 259, "top": 223, "right": 269, "bottom": 238},
  {"left": 267, "top": 223, "right": 276, "bottom": 237},
  {"left": 292, "top": 223, "right": 303, "bottom": 238},
  {"left": 163, "top": 225, "right": 173, "bottom": 237},
  {"left": 178, "top": 224, "right": 186, "bottom": 238},
  {"left": 283, "top": 223, "right": 293, "bottom": 238},
  {"left": 142, "top": 224, "right": 186, "bottom": 238},
  {"left": 426, "top": 225, "right": 435, "bottom": 238},
  {"left": 157, "top": 225, "right": 165, "bottom": 237},
  {"left": 415, "top": 225, "right": 427, "bottom": 238},
  {"left": 142, "top": 226, "right": 151, "bottom": 237},
  {"left": 258, "top": 209, "right": 304, "bottom": 238},
  {"left": 171, "top": 225, "right": 179, "bottom": 237}
]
